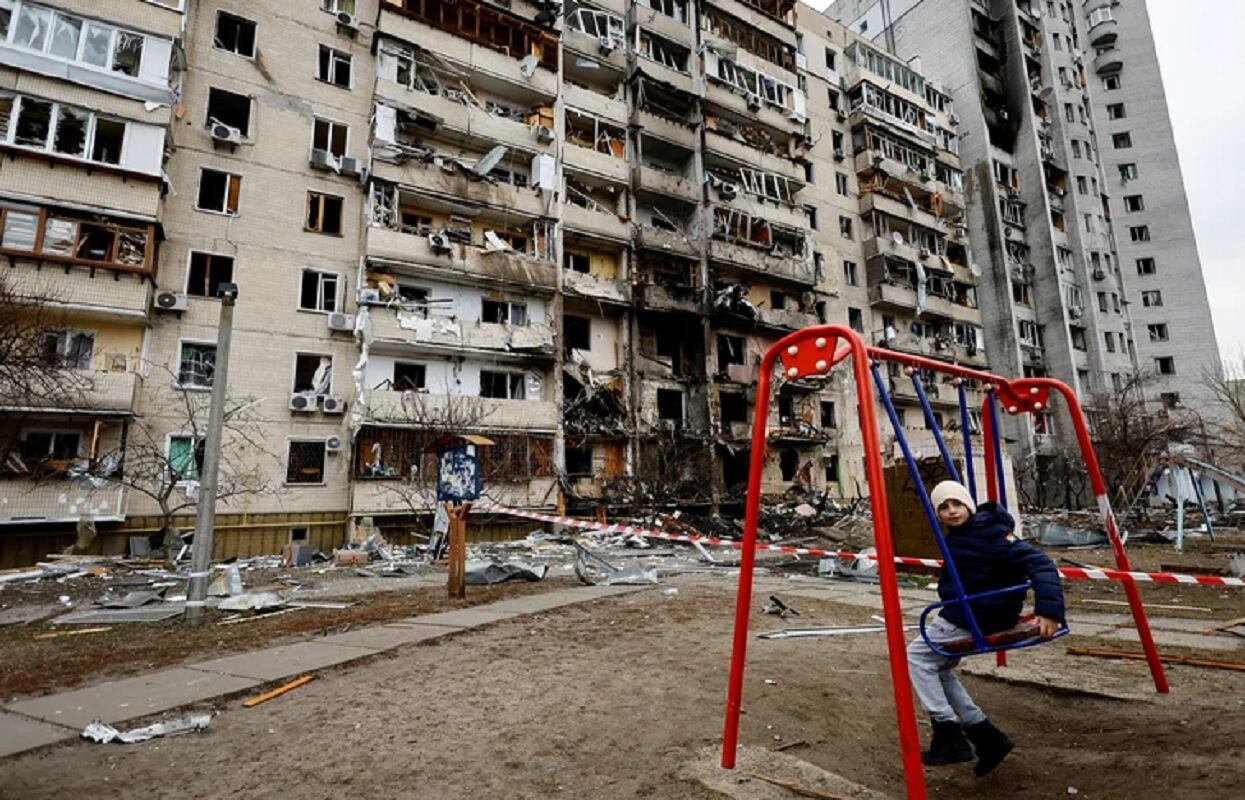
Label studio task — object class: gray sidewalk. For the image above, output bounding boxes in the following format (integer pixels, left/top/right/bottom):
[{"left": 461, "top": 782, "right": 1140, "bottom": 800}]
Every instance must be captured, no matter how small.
[{"left": 0, "top": 585, "right": 642, "bottom": 759}]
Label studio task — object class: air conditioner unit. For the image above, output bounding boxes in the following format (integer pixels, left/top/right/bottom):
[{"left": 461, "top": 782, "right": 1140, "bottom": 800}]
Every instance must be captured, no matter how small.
[
  {"left": 535, "top": 125, "right": 555, "bottom": 143},
  {"left": 209, "top": 121, "right": 242, "bottom": 144},
  {"left": 428, "top": 232, "right": 452, "bottom": 252},
  {"left": 339, "top": 156, "right": 363, "bottom": 177},
  {"left": 325, "top": 435, "right": 344, "bottom": 453},
  {"left": 836, "top": 110, "right": 848, "bottom": 122},
  {"left": 833, "top": 147, "right": 845, "bottom": 161},
  {"left": 327, "top": 312, "right": 356, "bottom": 332},
  {"left": 746, "top": 96, "right": 762, "bottom": 111},
  {"left": 322, "top": 396, "right": 347, "bottom": 414},
  {"left": 948, "top": 113, "right": 960, "bottom": 126},
  {"left": 719, "top": 183, "right": 738, "bottom": 200},
  {"left": 357, "top": 288, "right": 381, "bottom": 305},
  {"left": 310, "top": 148, "right": 337, "bottom": 170},
  {"left": 154, "top": 291, "right": 188, "bottom": 312},
  {"left": 919, "top": 247, "right": 932, "bottom": 259},
  {"left": 336, "top": 12, "right": 360, "bottom": 33},
  {"left": 289, "top": 393, "right": 318, "bottom": 412}
]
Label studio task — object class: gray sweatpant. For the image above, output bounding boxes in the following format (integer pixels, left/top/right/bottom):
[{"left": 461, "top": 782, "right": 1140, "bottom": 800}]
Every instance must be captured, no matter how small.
[{"left": 906, "top": 616, "right": 987, "bottom": 725}]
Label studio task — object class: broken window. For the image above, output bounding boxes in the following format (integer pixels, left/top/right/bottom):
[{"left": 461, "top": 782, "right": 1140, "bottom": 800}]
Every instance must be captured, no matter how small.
[
  {"left": 300, "top": 269, "right": 338, "bottom": 312},
  {"left": 848, "top": 307, "right": 863, "bottom": 333},
  {"left": 52, "top": 105, "right": 87, "bottom": 157},
  {"left": 215, "top": 11, "right": 256, "bottom": 57},
  {"left": 317, "top": 45, "right": 352, "bottom": 88},
  {"left": 779, "top": 448, "right": 799, "bottom": 481},
  {"left": 820, "top": 401, "right": 836, "bottom": 429},
  {"left": 638, "top": 30, "right": 689, "bottom": 73},
  {"left": 716, "top": 334, "right": 745, "bottom": 373},
  {"left": 1112, "top": 131, "right": 1132, "bottom": 149},
  {"left": 14, "top": 97, "right": 51, "bottom": 147},
  {"left": 564, "top": 446, "right": 593, "bottom": 478},
  {"left": 656, "top": 388, "right": 685, "bottom": 425},
  {"left": 1147, "top": 323, "right": 1169, "bottom": 342},
  {"left": 1118, "top": 162, "right": 1138, "bottom": 181},
  {"left": 206, "top": 87, "right": 251, "bottom": 136},
  {"left": 1141, "top": 290, "right": 1162, "bottom": 307},
  {"left": 187, "top": 252, "right": 236, "bottom": 298},
  {"left": 643, "top": 0, "right": 688, "bottom": 23},
  {"left": 1154, "top": 356, "right": 1175, "bottom": 376},
  {"left": 1123, "top": 194, "right": 1144, "bottom": 213},
  {"left": 306, "top": 192, "right": 344, "bottom": 235},
  {"left": 286, "top": 440, "right": 327, "bottom": 484},
  {"left": 40, "top": 330, "right": 94, "bottom": 370},
  {"left": 393, "top": 362, "right": 426, "bottom": 391},
  {"left": 178, "top": 342, "right": 217, "bottom": 388},
  {"left": 564, "top": 109, "right": 626, "bottom": 158},
  {"left": 197, "top": 168, "right": 241, "bottom": 215},
  {"left": 567, "top": 7, "right": 624, "bottom": 49},
  {"left": 1128, "top": 225, "right": 1150, "bottom": 243},
  {"left": 397, "top": 0, "right": 557, "bottom": 72},
  {"left": 1136, "top": 257, "right": 1156, "bottom": 276},
  {"left": 111, "top": 31, "right": 143, "bottom": 76},
  {"left": 482, "top": 298, "right": 528, "bottom": 326},
  {"left": 824, "top": 454, "right": 839, "bottom": 483},
  {"left": 480, "top": 370, "right": 525, "bottom": 400},
  {"left": 91, "top": 118, "right": 124, "bottom": 164},
  {"left": 564, "top": 251, "right": 591, "bottom": 274},
  {"left": 719, "top": 392, "right": 748, "bottom": 425},
  {"left": 313, "top": 117, "right": 348, "bottom": 158},
  {"left": 293, "top": 353, "right": 333, "bottom": 395},
  {"left": 563, "top": 315, "right": 591, "bottom": 355},
  {"left": 168, "top": 436, "right": 205, "bottom": 483}
]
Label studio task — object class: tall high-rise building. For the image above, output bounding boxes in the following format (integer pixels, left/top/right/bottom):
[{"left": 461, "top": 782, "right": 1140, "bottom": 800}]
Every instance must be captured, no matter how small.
[
  {"left": 827, "top": 0, "right": 1219, "bottom": 453},
  {"left": 0, "top": 0, "right": 989, "bottom": 564}
]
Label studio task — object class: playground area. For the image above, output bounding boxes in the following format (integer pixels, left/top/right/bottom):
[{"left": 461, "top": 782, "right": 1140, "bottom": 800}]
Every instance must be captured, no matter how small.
[{"left": 1, "top": 567, "right": 1243, "bottom": 800}]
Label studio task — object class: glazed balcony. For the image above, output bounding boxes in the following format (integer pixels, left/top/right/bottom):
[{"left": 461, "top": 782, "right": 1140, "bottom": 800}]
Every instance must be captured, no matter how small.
[
  {"left": 365, "top": 227, "right": 557, "bottom": 293},
  {"left": 0, "top": 480, "right": 126, "bottom": 525},
  {"left": 368, "top": 310, "right": 556, "bottom": 356},
  {"left": 366, "top": 392, "right": 557, "bottom": 430}
]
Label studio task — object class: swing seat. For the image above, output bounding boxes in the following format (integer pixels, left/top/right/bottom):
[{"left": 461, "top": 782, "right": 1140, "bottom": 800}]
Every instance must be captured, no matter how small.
[{"left": 918, "top": 583, "right": 1070, "bottom": 658}]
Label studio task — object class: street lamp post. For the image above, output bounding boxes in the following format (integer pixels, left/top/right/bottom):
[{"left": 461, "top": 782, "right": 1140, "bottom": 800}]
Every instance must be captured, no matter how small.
[{"left": 185, "top": 283, "right": 238, "bottom": 626}]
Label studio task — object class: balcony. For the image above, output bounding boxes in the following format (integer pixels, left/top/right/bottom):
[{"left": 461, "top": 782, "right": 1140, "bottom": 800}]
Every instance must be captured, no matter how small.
[
  {"left": 1093, "top": 50, "right": 1123, "bottom": 75},
  {"left": 365, "top": 227, "right": 557, "bottom": 293},
  {"left": 860, "top": 190, "right": 943, "bottom": 233},
  {"left": 635, "top": 225, "right": 700, "bottom": 258},
  {"left": 564, "top": 269, "right": 630, "bottom": 304},
  {"left": 719, "top": 195, "right": 809, "bottom": 231},
  {"left": 756, "top": 306, "right": 818, "bottom": 332},
  {"left": 1088, "top": 16, "right": 1119, "bottom": 47},
  {"left": 563, "top": 84, "right": 628, "bottom": 125},
  {"left": 352, "top": 477, "right": 556, "bottom": 514},
  {"left": 635, "top": 58, "right": 695, "bottom": 96},
  {"left": 563, "top": 144, "right": 630, "bottom": 184},
  {"left": 377, "top": 8, "right": 558, "bottom": 98},
  {"left": 562, "top": 203, "right": 630, "bottom": 243},
  {"left": 562, "top": 27, "right": 628, "bottom": 74},
  {"left": 0, "top": 148, "right": 163, "bottom": 219},
  {"left": 637, "top": 166, "right": 700, "bottom": 203},
  {"left": 712, "top": 0, "right": 797, "bottom": 46},
  {"left": 703, "top": 82, "right": 801, "bottom": 138},
  {"left": 636, "top": 110, "right": 697, "bottom": 149},
  {"left": 5, "top": 261, "right": 150, "bottom": 318},
  {"left": 703, "top": 131, "right": 803, "bottom": 183},
  {"left": 376, "top": 83, "right": 551, "bottom": 154},
  {"left": 0, "top": 479, "right": 126, "bottom": 525},
  {"left": 369, "top": 311, "right": 557, "bottom": 357},
  {"left": 371, "top": 160, "right": 550, "bottom": 219},
  {"left": 868, "top": 282, "right": 982, "bottom": 323},
  {"left": 366, "top": 391, "right": 557, "bottom": 431},
  {"left": 708, "top": 240, "right": 815, "bottom": 286},
  {"left": 0, "top": 370, "right": 139, "bottom": 414},
  {"left": 637, "top": 282, "right": 704, "bottom": 315}
]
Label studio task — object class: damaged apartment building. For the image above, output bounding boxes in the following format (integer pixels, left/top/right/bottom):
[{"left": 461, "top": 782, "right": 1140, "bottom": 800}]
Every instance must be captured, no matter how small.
[{"left": 0, "top": 0, "right": 989, "bottom": 563}]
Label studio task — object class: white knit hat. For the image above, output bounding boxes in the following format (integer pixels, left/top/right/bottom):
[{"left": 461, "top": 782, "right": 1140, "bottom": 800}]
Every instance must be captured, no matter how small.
[{"left": 930, "top": 481, "right": 976, "bottom": 515}]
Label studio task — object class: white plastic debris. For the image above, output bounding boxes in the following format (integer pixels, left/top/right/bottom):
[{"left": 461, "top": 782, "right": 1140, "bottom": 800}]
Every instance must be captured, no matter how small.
[
  {"left": 661, "top": 587, "right": 680, "bottom": 597},
  {"left": 82, "top": 713, "right": 212, "bottom": 744}
]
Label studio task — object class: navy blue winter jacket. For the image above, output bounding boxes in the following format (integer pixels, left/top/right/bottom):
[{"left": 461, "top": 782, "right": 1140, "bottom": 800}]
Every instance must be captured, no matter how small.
[{"left": 936, "top": 503, "right": 1065, "bottom": 634}]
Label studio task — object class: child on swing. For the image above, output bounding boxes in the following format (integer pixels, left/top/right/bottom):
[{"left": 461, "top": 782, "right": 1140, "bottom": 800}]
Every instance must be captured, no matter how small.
[{"left": 907, "top": 480, "right": 1065, "bottom": 776}]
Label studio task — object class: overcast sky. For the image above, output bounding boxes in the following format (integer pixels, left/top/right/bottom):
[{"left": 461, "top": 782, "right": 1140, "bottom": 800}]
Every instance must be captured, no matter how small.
[{"left": 807, "top": 0, "right": 1242, "bottom": 365}]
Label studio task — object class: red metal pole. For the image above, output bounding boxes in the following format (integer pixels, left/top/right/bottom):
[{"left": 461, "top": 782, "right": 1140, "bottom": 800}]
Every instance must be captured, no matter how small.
[
  {"left": 720, "top": 345, "right": 777, "bottom": 768},
  {"left": 1037, "top": 380, "right": 1169, "bottom": 693}
]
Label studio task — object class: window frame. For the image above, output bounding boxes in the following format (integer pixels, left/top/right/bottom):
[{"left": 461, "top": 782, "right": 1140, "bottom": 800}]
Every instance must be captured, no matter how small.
[
  {"left": 176, "top": 339, "right": 217, "bottom": 390},
  {"left": 479, "top": 369, "right": 527, "bottom": 400},
  {"left": 298, "top": 267, "right": 340, "bottom": 313},
  {"left": 316, "top": 43, "right": 353, "bottom": 89},
  {"left": 165, "top": 433, "right": 205, "bottom": 485},
  {"left": 184, "top": 249, "right": 236, "bottom": 298},
  {"left": 285, "top": 438, "right": 328, "bottom": 486},
  {"left": 195, "top": 167, "right": 242, "bottom": 216},
  {"left": 305, "top": 190, "right": 345, "bottom": 235},
  {"left": 311, "top": 115, "right": 349, "bottom": 159},
  {"left": 204, "top": 86, "right": 252, "bottom": 137},
  {"left": 213, "top": 10, "right": 257, "bottom": 59}
]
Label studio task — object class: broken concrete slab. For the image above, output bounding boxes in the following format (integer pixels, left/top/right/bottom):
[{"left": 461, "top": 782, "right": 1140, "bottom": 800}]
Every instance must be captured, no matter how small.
[
  {"left": 0, "top": 711, "right": 75, "bottom": 758},
  {"left": 188, "top": 641, "right": 376, "bottom": 681},
  {"left": 1102, "top": 628, "right": 1245, "bottom": 653},
  {"left": 3, "top": 669, "right": 260, "bottom": 729},
  {"left": 682, "top": 744, "right": 888, "bottom": 800},
  {"left": 320, "top": 623, "right": 449, "bottom": 651}
]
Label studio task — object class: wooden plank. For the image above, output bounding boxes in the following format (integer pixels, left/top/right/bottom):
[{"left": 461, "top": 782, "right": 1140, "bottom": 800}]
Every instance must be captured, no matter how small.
[
  {"left": 749, "top": 773, "right": 852, "bottom": 800},
  {"left": 34, "top": 627, "right": 112, "bottom": 640},
  {"left": 242, "top": 674, "right": 315, "bottom": 707},
  {"left": 1066, "top": 646, "right": 1245, "bottom": 672}
]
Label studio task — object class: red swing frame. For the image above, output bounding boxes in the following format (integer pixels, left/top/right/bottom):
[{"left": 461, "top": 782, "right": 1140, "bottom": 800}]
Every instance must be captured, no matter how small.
[{"left": 719, "top": 325, "right": 1168, "bottom": 800}]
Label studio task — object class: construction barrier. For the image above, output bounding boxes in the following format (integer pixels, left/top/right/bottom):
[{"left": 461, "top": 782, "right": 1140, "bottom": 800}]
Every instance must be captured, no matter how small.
[{"left": 485, "top": 504, "right": 1245, "bottom": 589}]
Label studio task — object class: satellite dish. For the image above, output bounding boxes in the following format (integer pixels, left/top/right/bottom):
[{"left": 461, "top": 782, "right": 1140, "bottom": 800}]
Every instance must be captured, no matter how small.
[{"left": 474, "top": 145, "right": 509, "bottom": 176}]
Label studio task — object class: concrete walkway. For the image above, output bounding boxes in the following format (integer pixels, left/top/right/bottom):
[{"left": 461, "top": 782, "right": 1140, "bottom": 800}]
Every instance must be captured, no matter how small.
[{"left": 0, "top": 585, "right": 641, "bottom": 759}]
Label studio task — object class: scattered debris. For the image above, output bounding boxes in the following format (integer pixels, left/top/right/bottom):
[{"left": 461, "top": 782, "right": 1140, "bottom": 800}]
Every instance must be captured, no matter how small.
[
  {"left": 1229, "top": 553, "right": 1245, "bottom": 578},
  {"left": 572, "top": 543, "right": 658, "bottom": 586},
  {"left": 334, "top": 550, "right": 370, "bottom": 567},
  {"left": 661, "top": 587, "right": 680, "bottom": 597},
  {"left": 52, "top": 607, "right": 183, "bottom": 624},
  {"left": 82, "top": 713, "right": 212, "bottom": 744},
  {"left": 217, "top": 592, "right": 288, "bottom": 612},
  {"left": 243, "top": 674, "right": 316, "bottom": 707},
  {"left": 758, "top": 624, "right": 918, "bottom": 640},
  {"left": 772, "top": 740, "right": 809, "bottom": 753},
  {"left": 1032, "top": 521, "right": 1108, "bottom": 548},
  {"left": 34, "top": 626, "right": 112, "bottom": 640},
  {"left": 762, "top": 596, "right": 800, "bottom": 618},
  {"left": 465, "top": 560, "right": 548, "bottom": 585},
  {"left": 1080, "top": 599, "right": 1211, "bottom": 612},
  {"left": 100, "top": 590, "right": 163, "bottom": 609},
  {"left": 1066, "top": 646, "right": 1245, "bottom": 672}
]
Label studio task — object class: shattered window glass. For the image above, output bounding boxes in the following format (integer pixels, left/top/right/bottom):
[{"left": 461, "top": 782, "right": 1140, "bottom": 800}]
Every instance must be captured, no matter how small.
[
  {"left": 76, "top": 223, "right": 115, "bottom": 262},
  {"left": 112, "top": 31, "right": 143, "bottom": 77},
  {"left": 53, "top": 105, "right": 88, "bottom": 157},
  {"left": 14, "top": 98, "right": 52, "bottom": 148},
  {"left": 49, "top": 13, "right": 82, "bottom": 60},
  {"left": 42, "top": 218, "right": 77, "bottom": 256},
  {"left": 0, "top": 93, "right": 13, "bottom": 142},
  {"left": 13, "top": 5, "right": 51, "bottom": 51},
  {"left": 81, "top": 23, "right": 111, "bottom": 68},
  {"left": 91, "top": 118, "right": 125, "bottom": 164},
  {"left": 116, "top": 229, "right": 147, "bottom": 267}
]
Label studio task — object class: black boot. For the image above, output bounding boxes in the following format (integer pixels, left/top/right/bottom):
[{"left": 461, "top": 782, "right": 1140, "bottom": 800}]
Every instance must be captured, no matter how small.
[
  {"left": 921, "top": 719, "right": 975, "bottom": 766},
  {"left": 964, "top": 719, "right": 1014, "bottom": 776}
]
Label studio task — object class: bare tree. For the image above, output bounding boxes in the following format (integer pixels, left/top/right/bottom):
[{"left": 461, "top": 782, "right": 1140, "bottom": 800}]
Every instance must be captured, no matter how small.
[
  {"left": 0, "top": 274, "right": 93, "bottom": 468},
  {"left": 98, "top": 365, "right": 276, "bottom": 556},
  {"left": 1202, "top": 352, "right": 1245, "bottom": 471}
]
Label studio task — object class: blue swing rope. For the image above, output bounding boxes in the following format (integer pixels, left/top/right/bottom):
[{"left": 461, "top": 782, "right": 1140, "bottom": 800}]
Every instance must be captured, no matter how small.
[
  {"left": 957, "top": 382, "right": 977, "bottom": 503},
  {"left": 986, "top": 389, "right": 1009, "bottom": 510},
  {"left": 870, "top": 363, "right": 989, "bottom": 652},
  {"left": 910, "top": 371, "right": 961, "bottom": 484}
]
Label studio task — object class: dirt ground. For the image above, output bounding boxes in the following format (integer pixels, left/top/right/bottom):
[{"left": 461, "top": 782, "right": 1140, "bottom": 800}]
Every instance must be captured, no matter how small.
[{"left": 2, "top": 579, "right": 1243, "bottom": 800}]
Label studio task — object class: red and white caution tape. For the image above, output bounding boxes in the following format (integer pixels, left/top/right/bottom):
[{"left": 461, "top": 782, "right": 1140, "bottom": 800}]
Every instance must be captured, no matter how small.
[{"left": 484, "top": 505, "right": 1245, "bottom": 589}]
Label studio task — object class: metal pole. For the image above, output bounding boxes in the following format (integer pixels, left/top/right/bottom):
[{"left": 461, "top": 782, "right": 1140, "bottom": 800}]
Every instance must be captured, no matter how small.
[{"left": 185, "top": 284, "right": 238, "bottom": 626}]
